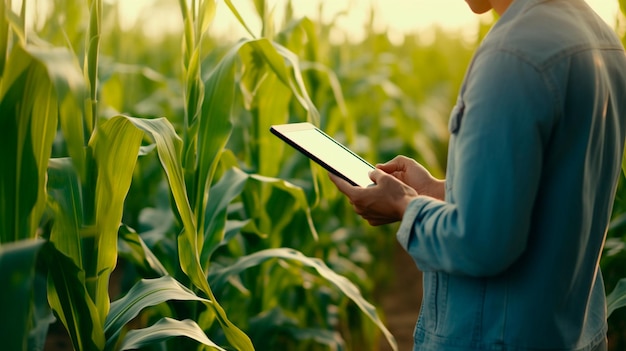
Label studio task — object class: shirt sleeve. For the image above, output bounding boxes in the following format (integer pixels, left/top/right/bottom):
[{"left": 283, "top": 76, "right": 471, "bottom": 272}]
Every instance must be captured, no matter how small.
[{"left": 397, "top": 49, "right": 556, "bottom": 277}]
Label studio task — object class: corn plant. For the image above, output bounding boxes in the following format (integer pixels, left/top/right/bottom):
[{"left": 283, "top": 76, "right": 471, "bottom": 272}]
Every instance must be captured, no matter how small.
[
  {"left": 151, "top": 0, "right": 396, "bottom": 348},
  {"left": 0, "top": 1, "right": 80, "bottom": 348},
  {"left": 1, "top": 0, "right": 399, "bottom": 350},
  {"left": 0, "top": 0, "right": 251, "bottom": 349}
]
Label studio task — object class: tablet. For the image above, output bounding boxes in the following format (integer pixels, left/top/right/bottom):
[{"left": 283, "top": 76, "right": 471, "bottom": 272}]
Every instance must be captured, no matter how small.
[{"left": 270, "top": 122, "right": 375, "bottom": 188}]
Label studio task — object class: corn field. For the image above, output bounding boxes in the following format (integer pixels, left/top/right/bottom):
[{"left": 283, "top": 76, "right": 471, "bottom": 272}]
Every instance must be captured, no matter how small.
[{"left": 1, "top": 0, "right": 626, "bottom": 350}]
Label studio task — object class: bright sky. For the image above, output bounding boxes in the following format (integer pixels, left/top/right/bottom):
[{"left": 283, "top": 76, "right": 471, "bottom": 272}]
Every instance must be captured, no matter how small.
[
  {"left": 113, "top": 0, "right": 621, "bottom": 42},
  {"left": 22, "top": 0, "right": 620, "bottom": 43}
]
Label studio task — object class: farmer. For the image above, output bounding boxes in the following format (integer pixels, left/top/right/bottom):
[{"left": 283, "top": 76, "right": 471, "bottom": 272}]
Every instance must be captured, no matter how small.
[{"left": 329, "top": 0, "right": 626, "bottom": 350}]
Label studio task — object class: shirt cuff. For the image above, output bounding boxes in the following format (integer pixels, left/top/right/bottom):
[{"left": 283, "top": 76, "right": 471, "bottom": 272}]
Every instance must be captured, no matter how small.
[{"left": 397, "top": 196, "right": 428, "bottom": 250}]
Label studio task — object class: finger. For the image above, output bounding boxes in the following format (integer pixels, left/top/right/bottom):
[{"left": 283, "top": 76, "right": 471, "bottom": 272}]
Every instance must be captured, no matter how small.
[
  {"left": 376, "top": 156, "right": 407, "bottom": 173},
  {"left": 369, "top": 168, "right": 404, "bottom": 187},
  {"left": 368, "top": 218, "right": 393, "bottom": 226},
  {"left": 364, "top": 215, "right": 396, "bottom": 226},
  {"left": 328, "top": 172, "right": 357, "bottom": 195},
  {"left": 368, "top": 168, "right": 387, "bottom": 184}
]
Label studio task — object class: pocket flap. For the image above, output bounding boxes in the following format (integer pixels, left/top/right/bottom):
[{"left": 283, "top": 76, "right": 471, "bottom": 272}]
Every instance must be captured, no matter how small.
[{"left": 448, "top": 99, "right": 465, "bottom": 134}]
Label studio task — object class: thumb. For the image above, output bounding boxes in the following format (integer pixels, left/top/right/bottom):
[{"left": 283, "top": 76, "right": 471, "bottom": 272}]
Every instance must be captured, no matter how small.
[
  {"left": 328, "top": 172, "right": 357, "bottom": 195},
  {"left": 376, "top": 156, "right": 405, "bottom": 174},
  {"left": 368, "top": 168, "right": 387, "bottom": 184}
]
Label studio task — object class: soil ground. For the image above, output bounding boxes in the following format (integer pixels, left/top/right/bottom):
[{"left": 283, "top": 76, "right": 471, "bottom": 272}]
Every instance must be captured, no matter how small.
[{"left": 377, "top": 241, "right": 423, "bottom": 351}]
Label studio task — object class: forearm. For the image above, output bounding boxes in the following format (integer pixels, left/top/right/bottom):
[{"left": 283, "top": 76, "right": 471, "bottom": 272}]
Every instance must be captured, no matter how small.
[{"left": 398, "top": 197, "right": 529, "bottom": 276}]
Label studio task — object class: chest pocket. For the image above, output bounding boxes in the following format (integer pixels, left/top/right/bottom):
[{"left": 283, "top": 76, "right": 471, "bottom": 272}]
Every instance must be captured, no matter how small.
[
  {"left": 448, "top": 98, "right": 465, "bottom": 134},
  {"left": 445, "top": 97, "right": 465, "bottom": 201}
]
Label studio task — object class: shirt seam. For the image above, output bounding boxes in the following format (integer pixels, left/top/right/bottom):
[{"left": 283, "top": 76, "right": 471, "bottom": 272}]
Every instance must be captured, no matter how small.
[{"left": 471, "top": 46, "right": 561, "bottom": 130}]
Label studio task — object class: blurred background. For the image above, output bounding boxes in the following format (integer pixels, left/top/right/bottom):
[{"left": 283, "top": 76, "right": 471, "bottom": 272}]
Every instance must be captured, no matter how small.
[
  {"left": 4, "top": 1, "right": 626, "bottom": 351},
  {"left": 23, "top": 0, "right": 619, "bottom": 42}
]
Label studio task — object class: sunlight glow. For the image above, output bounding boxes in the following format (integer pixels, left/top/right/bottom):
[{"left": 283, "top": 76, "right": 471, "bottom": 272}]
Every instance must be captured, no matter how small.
[
  {"left": 115, "top": 0, "right": 620, "bottom": 43},
  {"left": 22, "top": 0, "right": 623, "bottom": 43}
]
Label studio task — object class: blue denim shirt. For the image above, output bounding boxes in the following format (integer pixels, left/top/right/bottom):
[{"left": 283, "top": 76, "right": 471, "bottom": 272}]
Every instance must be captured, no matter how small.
[{"left": 396, "top": 0, "right": 626, "bottom": 350}]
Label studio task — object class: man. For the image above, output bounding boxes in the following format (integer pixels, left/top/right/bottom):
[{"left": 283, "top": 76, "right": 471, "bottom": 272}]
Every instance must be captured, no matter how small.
[{"left": 329, "top": 0, "right": 626, "bottom": 350}]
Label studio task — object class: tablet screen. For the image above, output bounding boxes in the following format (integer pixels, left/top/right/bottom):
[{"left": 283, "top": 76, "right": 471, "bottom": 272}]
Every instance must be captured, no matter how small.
[{"left": 271, "top": 123, "right": 375, "bottom": 188}]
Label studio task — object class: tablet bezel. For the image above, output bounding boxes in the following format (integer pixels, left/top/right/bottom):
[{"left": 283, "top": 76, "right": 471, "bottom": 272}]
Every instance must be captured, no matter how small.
[{"left": 270, "top": 122, "right": 375, "bottom": 188}]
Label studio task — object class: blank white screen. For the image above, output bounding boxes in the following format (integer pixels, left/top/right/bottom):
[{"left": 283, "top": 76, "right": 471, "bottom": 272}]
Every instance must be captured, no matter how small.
[{"left": 287, "top": 129, "right": 374, "bottom": 187}]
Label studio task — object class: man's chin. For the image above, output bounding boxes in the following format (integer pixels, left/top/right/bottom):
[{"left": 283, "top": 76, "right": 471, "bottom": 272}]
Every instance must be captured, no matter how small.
[{"left": 465, "top": 0, "right": 493, "bottom": 14}]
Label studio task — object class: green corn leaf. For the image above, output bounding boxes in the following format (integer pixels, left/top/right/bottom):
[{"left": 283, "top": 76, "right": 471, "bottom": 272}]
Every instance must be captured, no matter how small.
[
  {"left": 195, "top": 40, "right": 239, "bottom": 227},
  {"left": 246, "top": 174, "right": 318, "bottom": 241},
  {"left": 288, "top": 328, "right": 345, "bottom": 349},
  {"left": 244, "top": 39, "right": 297, "bottom": 101},
  {"left": 248, "top": 308, "right": 345, "bottom": 350},
  {"left": 622, "top": 148, "right": 626, "bottom": 177},
  {"left": 176, "top": 236, "right": 255, "bottom": 351},
  {"left": 0, "top": 41, "right": 84, "bottom": 243},
  {"left": 253, "top": 73, "right": 291, "bottom": 176},
  {"left": 197, "top": 0, "right": 217, "bottom": 39},
  {"left": 0, "top": 0, "right": 8, "bottom": 76},
  {"left": 300, "top": 61, "right": 348, "bottom": 117},
  {"left": 196, "top": 37, "right": 320, "bottom": 235},
  {"left": 47, "top": 157, "right": 84, "bottom": 262},
  {"left": 126, "top": 117, "right": 196, "bottom": 240},
  {"left": 75, "top": 115, "right": 252, "bottom": 350},
  {"left": 183, "top": 44, "right": 203, "bottom": 131},
  {"left": 17, "top": 0, "right": 25, "bottom": 41},
  {"left": 29, "top": 281, "right": 56, "bottom": 351},
  {"left": 223, "top": 0, "right": 257, "bottom": 39},
  {"left": 118, "top": 317, "right": 226, "bottom": 351},
  {"left": 55, "top": 83, "right": 87, "bottom": 181},
  {"left": 3, "top": 1, "right": 25, "bottom": 45},
  {"left": 276, "top": 17, "right": 319, "bottom": 63},
  {"left": 252, "top": 0, "right": 266, "bottom": 26},
  {"left": 125, "top": 27, "right": 336, "bottom": 351},
  {"left": 27, "top": 44, "right": 85, "bottom": 228},
  {"left": 0, "top": 52, "right": 50, "bottom": 243},
  {"left": 48, "top": 119, "right": 160, "bottom": 350},
  {"left": 126, "top": 116, "right": 254, "bottom": 351},
  {"left": 104, "top": 276, "right": 209, "bottom": 349},
  {"left": 24, "top": 45, "right": 86, "bottom": 108},
  {"left": 48, "top": 116, "right": 144, "bottom": 349},
  {"left": 125, "top": 115, "right": 202, "bottom": 285},
  {"left": 271, "top": 41, "right": 320, "bottom": 124},
  {"left": 209, "top": 247, "right": 398, "bottom": 351},
  {"left": 85, "top": 0, "right": 102, "bottom": 133},
  {"left": 118, "top": 224, "right": 169, "bottom": 279},
  {"left": 0, "top": 42, "right": 30, "bottom": 98},
  {"left": 201, "top": 167, "right": 249, "bottom": 264},
  {"left": 236, "top": 38, "right": 323, "bottom": 203},
  {"left": 607, "top": 277, "right": 626, "bottom": 317},
  {"left": 126, "top": 115, "right": 206, "bottom": 305},
  {"left": 247, "top": 307, "right": 298, "bottom": 341},
  {"left": 238, "top": 57, "right": 292, "bottom": 177},
  {"left": 0, "top": 238, "right": 46, "bottom": 351},
  {"left": 179, "top": 0, "right": 195, "bottom": 63},
  {"left": 86, "top": 115, "right": 144, "bottom": 325},
  {"left": 45, "top": 243, "right": 105, "bottom": 351},
  {"left": 0, "top": 44, "right": 84, "bottom": 242}
]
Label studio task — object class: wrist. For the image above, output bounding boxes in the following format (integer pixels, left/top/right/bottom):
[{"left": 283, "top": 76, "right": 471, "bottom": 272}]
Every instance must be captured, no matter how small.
[
  {"left": 423, "top": 178, "right": 445, "bottom": 201},
  {"left": 398, "top": 194, "right": 417, "bottom": 219}
]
